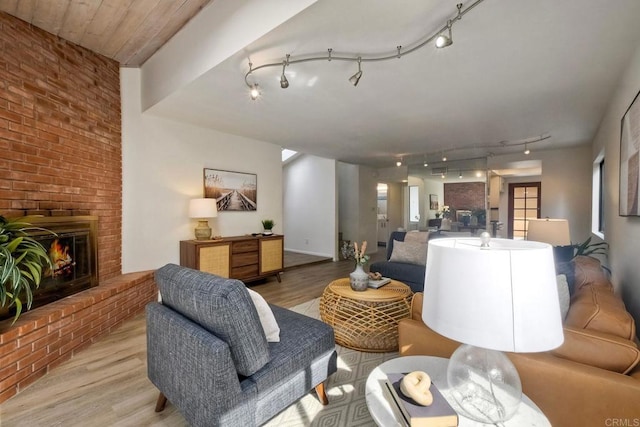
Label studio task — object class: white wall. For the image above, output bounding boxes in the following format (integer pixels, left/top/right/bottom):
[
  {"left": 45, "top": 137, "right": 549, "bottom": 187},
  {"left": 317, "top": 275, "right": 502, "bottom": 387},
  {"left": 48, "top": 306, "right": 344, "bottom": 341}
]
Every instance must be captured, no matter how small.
[
  {"left": 592, "top": 44, "right": 640, "bottom": 330},
  {"left": 283, "top": 154, "right": 336, "bottom": 258},
  {"left": 489, "top": 146, "right": 592, "bottom": 242},
  {"left": 337, "top": 162, "right": 378, "bottom": 254},
  {"left": 121, "top": 68, "right": 283, "bottom": 272}
]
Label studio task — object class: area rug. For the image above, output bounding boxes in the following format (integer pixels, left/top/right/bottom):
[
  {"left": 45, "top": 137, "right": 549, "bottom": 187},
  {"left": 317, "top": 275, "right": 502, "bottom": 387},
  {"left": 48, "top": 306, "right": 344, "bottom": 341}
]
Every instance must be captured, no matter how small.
[{"left": 265, "top": 298, "right": 398, "bottom": 427}]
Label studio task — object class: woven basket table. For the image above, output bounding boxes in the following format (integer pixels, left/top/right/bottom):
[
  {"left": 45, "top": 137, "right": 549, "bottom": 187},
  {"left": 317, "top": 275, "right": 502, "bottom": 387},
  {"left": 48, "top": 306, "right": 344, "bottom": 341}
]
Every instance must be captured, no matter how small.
[{"left": 319, "top": 278, "right": 412, "bottom": 352}]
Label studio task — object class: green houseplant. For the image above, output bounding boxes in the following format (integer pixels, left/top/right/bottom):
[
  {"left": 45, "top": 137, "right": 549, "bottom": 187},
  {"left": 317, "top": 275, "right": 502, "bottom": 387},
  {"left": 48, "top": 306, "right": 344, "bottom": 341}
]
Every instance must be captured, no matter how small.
[
  {"left": 261, "top": 219, "right": 275, "bottom": 232},
  {"left": 0, "top": 216, "right": 53, "bottom": 323}
]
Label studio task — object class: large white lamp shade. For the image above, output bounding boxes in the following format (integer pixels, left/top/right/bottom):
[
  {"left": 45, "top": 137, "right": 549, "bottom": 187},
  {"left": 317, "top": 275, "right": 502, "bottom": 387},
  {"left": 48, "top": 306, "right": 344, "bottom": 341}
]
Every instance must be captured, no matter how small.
[{"left": 422, "top": 236, "right": 563, "bottom": 423}]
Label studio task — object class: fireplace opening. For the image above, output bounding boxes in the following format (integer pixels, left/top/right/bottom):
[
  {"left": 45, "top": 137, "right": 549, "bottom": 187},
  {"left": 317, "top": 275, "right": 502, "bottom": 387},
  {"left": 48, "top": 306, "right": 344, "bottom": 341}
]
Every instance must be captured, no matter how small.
[{"left": 1, "top": 216, "right": 98, "bottom": 321}]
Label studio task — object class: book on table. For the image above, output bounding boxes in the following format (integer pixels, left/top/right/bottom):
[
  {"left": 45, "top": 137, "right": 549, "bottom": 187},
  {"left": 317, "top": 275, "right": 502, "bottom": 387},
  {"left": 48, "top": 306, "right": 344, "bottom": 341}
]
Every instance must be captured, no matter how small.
[
  {"left": 368, "top": 277, "right": 391, "bottom": 288},
  {"left": 384, "top": 373, "right": 458, "bottom": 427}
]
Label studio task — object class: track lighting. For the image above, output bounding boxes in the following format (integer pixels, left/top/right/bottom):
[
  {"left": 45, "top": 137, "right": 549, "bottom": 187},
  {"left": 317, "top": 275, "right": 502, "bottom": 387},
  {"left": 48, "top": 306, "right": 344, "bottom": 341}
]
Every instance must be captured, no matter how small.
[
  {"left": 243, "top": 1, "right": 481, "bottom": 96},
  {"left": 424, "top": 161, "right": 428, "bottom": 167},
  {"left": 435, "top": 20, "right": 453, "bottom": 48},
  {"left": 524, "top": 144, "right": 531, "bottom": 155},
  {"left": 396, "top": 157, "right": 402, "bottom": 167},
  {"left": 349, "top": 57, "right": 363, "bottom": 86},
  {"left": 459, "top": 171, "right": 463, "bottom": 179},
  {"left": 250, "top": 84, "right": 260, "bottom": 100},
  {"left": 280, "top": 55, "right": 290, "bottom": 89},
  {"left": 442, "top": 155, "right": 447, "bottom": 162}
]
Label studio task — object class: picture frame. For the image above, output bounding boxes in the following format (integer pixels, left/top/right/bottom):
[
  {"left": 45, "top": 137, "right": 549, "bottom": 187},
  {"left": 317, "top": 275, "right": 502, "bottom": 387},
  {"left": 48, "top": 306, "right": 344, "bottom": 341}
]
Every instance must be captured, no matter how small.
[
  {"left": 619, "top": 89, "right": 640, "bottom": 216},
  {"left": 204, "top": 168, "right": 257, "bottom": 211},
  {"left": 429, "top": 194, "right": 439, "bottom": 210}
]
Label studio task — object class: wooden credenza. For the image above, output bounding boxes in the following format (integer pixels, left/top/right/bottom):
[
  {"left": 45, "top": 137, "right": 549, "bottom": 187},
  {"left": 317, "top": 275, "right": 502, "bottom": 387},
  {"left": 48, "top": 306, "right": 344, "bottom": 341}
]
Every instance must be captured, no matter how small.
[{"left": 180, "top": 235, "right": 284, "bottom": 283}]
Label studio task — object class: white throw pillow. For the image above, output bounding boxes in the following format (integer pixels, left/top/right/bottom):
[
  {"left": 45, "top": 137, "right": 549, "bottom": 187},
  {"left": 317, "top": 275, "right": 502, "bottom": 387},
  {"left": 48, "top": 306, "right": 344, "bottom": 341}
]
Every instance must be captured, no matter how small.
[
  {"left": 247, "top": 288, "right": 280, "bottom": 342},
  {"left": 556, "top": 274, "right": 570, "bottom": 321},
  {"left": 389, "top": 240, "right": 428, "bottom": 266}
]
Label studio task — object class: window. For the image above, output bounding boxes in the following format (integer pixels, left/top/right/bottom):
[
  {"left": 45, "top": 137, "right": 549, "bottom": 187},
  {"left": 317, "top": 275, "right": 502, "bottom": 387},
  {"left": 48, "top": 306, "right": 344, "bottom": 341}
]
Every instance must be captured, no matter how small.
[
  {"left": 592, "top": 151, "right": 605, "bottom": 237},
  {"left": 409, "top": 186, "right": 420, "bottom": 223}
]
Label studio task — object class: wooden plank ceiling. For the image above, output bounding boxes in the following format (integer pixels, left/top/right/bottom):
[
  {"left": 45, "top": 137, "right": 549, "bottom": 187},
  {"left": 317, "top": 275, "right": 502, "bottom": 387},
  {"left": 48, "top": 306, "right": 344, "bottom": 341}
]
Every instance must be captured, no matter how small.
[{"left": 0, "top": 0, "right": 212, "bottom": 67}]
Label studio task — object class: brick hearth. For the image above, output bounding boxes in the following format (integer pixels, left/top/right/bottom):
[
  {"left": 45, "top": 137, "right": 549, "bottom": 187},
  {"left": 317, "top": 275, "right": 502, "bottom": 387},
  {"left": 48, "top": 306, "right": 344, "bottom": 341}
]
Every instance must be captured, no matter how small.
[{"left": 0, "top": 272, "right": 157, "bottom": 403}]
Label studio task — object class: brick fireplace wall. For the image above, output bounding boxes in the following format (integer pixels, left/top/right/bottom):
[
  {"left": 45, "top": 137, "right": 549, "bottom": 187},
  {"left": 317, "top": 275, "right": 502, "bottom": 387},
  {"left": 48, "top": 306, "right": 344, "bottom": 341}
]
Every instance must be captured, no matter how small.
[
  {"left": 444, "top": 182, "right": 486, "bottom": 213},
  {"left": 0, "top": 12, "right": 121, "bottom": 280},
  {"left": 0, "top": 13, "right": 157, "bottom": 404}
]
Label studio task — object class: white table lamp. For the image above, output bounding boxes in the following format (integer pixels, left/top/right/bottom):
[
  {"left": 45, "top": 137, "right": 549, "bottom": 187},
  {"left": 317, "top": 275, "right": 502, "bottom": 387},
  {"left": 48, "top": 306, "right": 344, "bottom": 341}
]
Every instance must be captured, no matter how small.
[
  {"left": 527, "top": 218, "right": 572, "bottom": 262},
  {"left": 422, "top": 234, "right": 563, "bottom": 423},
  {"left": 189, "top": 198, "right": 218, "bottom": 240}
]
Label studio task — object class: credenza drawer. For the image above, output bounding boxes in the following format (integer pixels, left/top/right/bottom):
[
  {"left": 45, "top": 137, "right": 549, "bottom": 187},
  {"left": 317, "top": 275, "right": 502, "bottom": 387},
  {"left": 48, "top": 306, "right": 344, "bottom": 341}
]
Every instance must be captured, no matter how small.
[
  {"left": 232, "top": 240, "right": 259, "bottom": 253},
  {"left": 232, "top": 252, "right": 258, "bottom": 268},
  {"left": 232, "top": 265, "right": 259, "bottom": 280}
]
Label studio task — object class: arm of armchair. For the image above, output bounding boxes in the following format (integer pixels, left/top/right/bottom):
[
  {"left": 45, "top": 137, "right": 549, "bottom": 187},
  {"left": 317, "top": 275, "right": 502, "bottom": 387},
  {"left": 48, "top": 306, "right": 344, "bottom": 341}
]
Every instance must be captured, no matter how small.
[{"left": 146, "top": 303, "right": 257, "bottom": 426}]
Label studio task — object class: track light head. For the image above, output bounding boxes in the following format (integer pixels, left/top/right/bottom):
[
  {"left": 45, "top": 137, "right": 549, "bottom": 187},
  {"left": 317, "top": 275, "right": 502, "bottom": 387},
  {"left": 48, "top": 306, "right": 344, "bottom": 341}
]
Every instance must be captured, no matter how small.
[
  {"left": 524, "top": 144, "right": 531, "bottom": 155},
  {"left": 424, "top": 161, "right": 428, "bottom": 167},
  {"left": 249, "top": 84, "right": 260, "bottom": 100},
  {"left": 280, "top": 74, "right": 289, "bottom": 89},
  {"left": 396, "top": 157, "right": 402, "bottom": 167},
  {"left": 442, "top": 155, "right": 447, "bottom": 162},
  {"left": 280, "top": 57, "right": 290, "bottom": 89},
  {"left": 436, "top": 21, "right": 453, "bottom": 48},
  {"left": 349, "top": 57, "right": 363, "bottom": 86}
]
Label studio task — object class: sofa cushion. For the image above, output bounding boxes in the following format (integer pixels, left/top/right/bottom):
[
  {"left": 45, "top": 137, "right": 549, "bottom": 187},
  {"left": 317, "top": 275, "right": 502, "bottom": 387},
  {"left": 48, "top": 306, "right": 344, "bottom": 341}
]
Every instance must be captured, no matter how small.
[
  {"left": 389, "top": 240, "right": 427, "bottom": 265},
  {"left": 155, "top": 264, "right": 270, "bottom": 377},
  {"left": 551, "top": 326, "right": 640, "bottom": 374},
  {"left": 247, "top": 305, "right": 336, "bottom": 392},
  {"left": 565, "top": 284, "right": 637, "bottom": 340},
  {"left": 573, "top": 255, "right": 612, "bottom": 291},
  {"left": 404, "top": 231, "right": 430, "bottom": 244}
]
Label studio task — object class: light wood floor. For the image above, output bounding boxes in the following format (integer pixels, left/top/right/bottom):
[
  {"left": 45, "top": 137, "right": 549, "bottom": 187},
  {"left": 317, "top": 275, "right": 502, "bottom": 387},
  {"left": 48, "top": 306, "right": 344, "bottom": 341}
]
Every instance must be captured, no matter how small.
[{"left": 0, "top": 251, "right": 386, "bottom": 426}]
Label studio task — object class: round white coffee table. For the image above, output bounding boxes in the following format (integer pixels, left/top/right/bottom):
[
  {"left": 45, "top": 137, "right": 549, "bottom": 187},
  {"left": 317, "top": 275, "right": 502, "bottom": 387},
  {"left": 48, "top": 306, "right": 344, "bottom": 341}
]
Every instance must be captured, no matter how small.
[{"left": 365, "top": 355, "right": 550, "bottom": 427}]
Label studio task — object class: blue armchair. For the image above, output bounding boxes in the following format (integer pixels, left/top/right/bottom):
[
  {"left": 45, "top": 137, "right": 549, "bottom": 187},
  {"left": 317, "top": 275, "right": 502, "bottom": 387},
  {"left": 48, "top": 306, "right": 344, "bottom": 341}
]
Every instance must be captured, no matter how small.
[{"left": 147, "top": 264, "right": 337, "bottom": 426}]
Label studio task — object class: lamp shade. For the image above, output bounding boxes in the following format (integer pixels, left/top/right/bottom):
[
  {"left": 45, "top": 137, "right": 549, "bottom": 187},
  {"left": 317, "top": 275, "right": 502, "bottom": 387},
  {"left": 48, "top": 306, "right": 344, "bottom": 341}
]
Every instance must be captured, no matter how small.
[
  {"left": 189, "top": 198, "right": 218, "bottom": 219},
  {"left": 422, "top": 237, "right": 564, "bottom": 353},
  {"left": 526, "top": 218, "right": 570, "bottom": 246}
]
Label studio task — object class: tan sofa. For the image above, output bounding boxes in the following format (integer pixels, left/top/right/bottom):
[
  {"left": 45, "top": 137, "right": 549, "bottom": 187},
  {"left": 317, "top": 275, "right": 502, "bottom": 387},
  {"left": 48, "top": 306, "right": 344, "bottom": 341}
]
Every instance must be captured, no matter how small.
[{"left": 398, "top": 256, "right": 640, "bottom": 427}]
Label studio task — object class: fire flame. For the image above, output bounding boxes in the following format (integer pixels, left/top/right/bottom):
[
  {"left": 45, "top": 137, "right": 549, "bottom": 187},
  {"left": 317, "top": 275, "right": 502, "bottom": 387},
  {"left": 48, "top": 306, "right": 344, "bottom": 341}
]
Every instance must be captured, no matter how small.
[{"left": 48, "top": 239, "right": 74, "bottom": 277}]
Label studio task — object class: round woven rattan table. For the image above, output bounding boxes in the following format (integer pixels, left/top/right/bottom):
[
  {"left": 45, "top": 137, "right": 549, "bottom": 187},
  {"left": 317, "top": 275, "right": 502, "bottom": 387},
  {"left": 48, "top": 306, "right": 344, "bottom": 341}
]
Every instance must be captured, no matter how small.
[{"left": 319, "top": 278, "right": 412, "bottom": 352}]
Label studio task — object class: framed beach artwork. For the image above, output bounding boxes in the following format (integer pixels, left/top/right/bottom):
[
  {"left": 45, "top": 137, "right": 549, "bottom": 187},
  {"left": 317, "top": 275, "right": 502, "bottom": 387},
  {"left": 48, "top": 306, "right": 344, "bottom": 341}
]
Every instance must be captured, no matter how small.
[
  {"left": 204, "top": 168, "right": 257, "bottom": 211},
  {"left": 620, "top": 90, "right": 640, "bottom": 216}
]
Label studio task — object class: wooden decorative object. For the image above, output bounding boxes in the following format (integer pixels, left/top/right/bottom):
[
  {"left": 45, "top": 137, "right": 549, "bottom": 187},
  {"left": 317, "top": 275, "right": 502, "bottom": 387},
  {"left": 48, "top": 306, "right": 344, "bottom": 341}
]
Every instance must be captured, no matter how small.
[{"left": 319, "top": 278, "right": 412, "bottom": 352}]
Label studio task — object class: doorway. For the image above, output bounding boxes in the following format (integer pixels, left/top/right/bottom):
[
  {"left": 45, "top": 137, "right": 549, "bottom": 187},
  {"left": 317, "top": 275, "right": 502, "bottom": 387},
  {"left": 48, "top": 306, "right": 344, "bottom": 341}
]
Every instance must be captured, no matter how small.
[{"left": 507, "top": 182, "right": 541, "bottom": 239}]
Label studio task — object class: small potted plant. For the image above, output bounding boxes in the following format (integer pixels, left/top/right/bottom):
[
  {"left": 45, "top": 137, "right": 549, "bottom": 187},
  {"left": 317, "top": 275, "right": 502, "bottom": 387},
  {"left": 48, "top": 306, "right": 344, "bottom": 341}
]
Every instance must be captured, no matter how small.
[
  {"left": 261, "top": 219, "right": 275, "bottom": 235},
  {"left": 1, "top": 216, "right": 53, "bottom": 324}
]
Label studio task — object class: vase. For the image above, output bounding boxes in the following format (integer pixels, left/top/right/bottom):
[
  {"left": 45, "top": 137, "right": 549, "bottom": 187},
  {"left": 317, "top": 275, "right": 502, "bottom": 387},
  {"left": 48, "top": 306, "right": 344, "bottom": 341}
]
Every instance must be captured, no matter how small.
[{"left": 350, "top": 264, "right": 369, "bottom": 291}]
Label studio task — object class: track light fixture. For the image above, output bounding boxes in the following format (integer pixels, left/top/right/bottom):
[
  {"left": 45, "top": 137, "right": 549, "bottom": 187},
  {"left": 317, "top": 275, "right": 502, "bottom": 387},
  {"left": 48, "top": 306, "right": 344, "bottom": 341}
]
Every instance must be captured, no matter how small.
[
  {"left": 244, "top": 1, "right": 482, "bottom": 97},
  {"left": 250, "top": 83, "right": 260, "bottom": 100},
  {"left": 349, "top": 57, "right": 363, "bottom": 86},
  {"left": 280, "top": 54, "right": 290, "bottom": 89},
  {"left": 396, "top": 157, "right": 403, "bottom": 167},
  {"left": 524, "top": 144, "right": 531, "bottom": 155},
  {"left": 435, "top": 20, "right": 454, "bottom": 48}
]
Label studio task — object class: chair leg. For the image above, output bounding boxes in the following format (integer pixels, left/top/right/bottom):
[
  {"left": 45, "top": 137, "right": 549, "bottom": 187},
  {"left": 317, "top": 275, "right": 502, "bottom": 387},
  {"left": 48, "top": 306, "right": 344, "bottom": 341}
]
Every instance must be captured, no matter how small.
[
  {"left": 315, "top": 382, "right": 329, "bottom": 405},
  {"left": 155, "top": 392, "right": 168, "bottom": 412}
]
